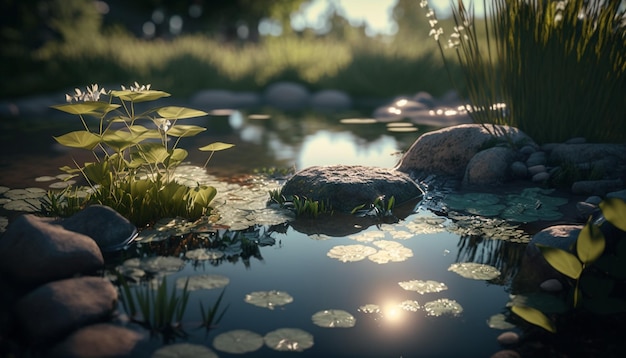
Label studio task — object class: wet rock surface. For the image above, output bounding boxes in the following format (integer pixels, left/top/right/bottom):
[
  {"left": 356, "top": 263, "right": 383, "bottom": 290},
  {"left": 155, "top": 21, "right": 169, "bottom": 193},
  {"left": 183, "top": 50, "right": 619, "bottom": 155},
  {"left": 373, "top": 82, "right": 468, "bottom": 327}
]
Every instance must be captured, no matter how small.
[{"left": 280, "top": 164, "right": 424, "bottom": 213}]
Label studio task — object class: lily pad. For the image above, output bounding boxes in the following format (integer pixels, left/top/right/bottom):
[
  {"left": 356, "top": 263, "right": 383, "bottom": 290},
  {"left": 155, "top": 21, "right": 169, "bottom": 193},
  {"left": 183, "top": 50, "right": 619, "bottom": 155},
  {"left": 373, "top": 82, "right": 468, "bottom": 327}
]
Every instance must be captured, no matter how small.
[
  {"left": 213, "top": 329, "right": 264, "bottom": 354},
  {"left": 444, "top": 192, "right": 502, "bottom": 216},
  {"left": 185, "top": 248, "right": 224, "bottom": 261},
  {"left": 349, "top": 231, "right": 386, "bottom": 243},
  {"left": 368, "top": 241, "right": 413, "bottom": 264},
  {"left": 312, "top": 309, "right": 356, "bottom": 328},
  {"left": 177, "top": 274, "right": 229, "bottom": 291},
  {"left": 487, "top": 313, "right": 516, "bottom": 330},
  {"left": 398, "top": 280, "right": 448, "bottom": 294},
  {"left": 448, "top": 262, "right": 501, "bottom": 280},
  {"left": 423, "top": 298, "right": 463, "bottom": 317},
  {"left": 123, "top": 256, "right": 184, "bottom": 274},
  {"left": 399, "top": 300, "right": 421, "bottom": 312},
  {"left": 244, "top": 290, "right": 293, "bottom": 310},
  {"left": 358, "top": 304, "right": 381, "bottom": 314},
  {"left": 152, "top": 343, "right": 218, "bottom": 358},
  {"left": 3, "top": 188, "right": 46, "bottom": 200},
  {"left": 327, "top": 244, "right": 377, "bottom": 263},
  {"left": 264, "top": 328, "right": 314, "bottom": 352},
  {"left": 3, "top": 198, "right": 40, "bottom": 212}
]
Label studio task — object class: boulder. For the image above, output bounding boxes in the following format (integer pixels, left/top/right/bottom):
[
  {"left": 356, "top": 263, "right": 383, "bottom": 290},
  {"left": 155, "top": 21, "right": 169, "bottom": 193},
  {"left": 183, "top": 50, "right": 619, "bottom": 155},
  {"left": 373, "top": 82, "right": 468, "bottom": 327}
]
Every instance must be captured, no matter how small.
[
  {"left": 463, "top": 146, "right": 517, "bottom": 185},
  {"left": 59, "top": 205, "right": 137, "bottom": 252},
  {"left": 0, "top": 214, "right": 104, "bottom": 286},
  {"left": 16, "top": 277, "right": 118, "bottom": 346},
  {"left": 263, "top": 82, "right": 310, "bottom": 110},
  {"left": 396, "top": 124, "right": 532, "bottom": 178},
  {"left": 310, "top": 89, "right": 351, "bottom": 111},
  {"left": 280, "top": 165, "right": 423, "bottom": 213},
  {"left": 571, "top": 179, "right": 624, "bottom": 196},
  {"left": 49, "top": 323, "right": 145, "bottom": 358}
]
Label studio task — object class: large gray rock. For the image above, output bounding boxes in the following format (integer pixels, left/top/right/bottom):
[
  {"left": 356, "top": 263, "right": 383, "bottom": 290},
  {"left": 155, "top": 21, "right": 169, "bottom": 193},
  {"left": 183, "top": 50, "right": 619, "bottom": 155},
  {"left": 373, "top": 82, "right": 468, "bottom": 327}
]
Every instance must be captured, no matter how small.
[
  {"left": 280, "top": 165, "right": 423, "bottom": 213},
  {"left": 49, "top": 323, "right": 145, "bottom": 358},
  {"left": 463, "top": 146, "right": 517, "bottom": 185},
  {"left": 396, "top": 124, "right": 532, "bottom": 178},
  {"left": 16, "top": 277, "right": 118, "bottom": 346},
  {"left": 59, "top": 205, "right": 137, "bottom": 252},
  {"left": 0, "top": 214, "right": 104, "bottom": 286},
  {"left": 263, "top": 82, "right": 310, "bottom": 110}
]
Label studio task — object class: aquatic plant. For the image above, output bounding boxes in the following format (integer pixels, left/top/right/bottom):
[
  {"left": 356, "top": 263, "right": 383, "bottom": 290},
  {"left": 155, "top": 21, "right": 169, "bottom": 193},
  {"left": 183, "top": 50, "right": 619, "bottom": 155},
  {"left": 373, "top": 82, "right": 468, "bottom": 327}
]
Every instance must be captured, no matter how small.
[
  {"left": 48, "top": 83, "right": 234, "bottom": 226},
  {"left": 287, "top": 195, "right": 333, "bottom": 218},
  {"left": 422, "top": 0, "right": 626, "bottom": 143},
  {"left": 117, "top": 274, "right": 190, "bottom": 339},
  {"left": 352, "top": 195, "right": 396, "bottom": 221},
  {"left": 512, "top": 198, "right": 626, "bottom": 333},
  {"left": 199, "top": 288, "right": 229, "bottom": 331}
]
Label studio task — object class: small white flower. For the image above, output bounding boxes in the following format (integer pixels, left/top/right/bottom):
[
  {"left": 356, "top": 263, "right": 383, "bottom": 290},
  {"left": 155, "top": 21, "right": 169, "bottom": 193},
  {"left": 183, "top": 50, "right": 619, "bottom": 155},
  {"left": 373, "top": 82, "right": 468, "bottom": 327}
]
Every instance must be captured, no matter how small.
[
  {"left": 154, "top": 118, "right": 171, "bottom": 132},
  {"left": 426, "top": 9, "right": 435, "bottom": 18},
  {"left": 429, "top": 19, "right": 438, "bottom": 27},
  {"left": 419, "top": 0, "right": 429, "bottom": 8},
  {"left": 65, "top": 84, "right": 106, "bottom": 102},
  {"left": 556, "top": 1, "right": 567, "bottom": 11},
  {"left": 429, "top": 28, "right": 444, "bottom": 41},
  {"left": 121, "top": 82, "right": 152, "bottom": 92}
]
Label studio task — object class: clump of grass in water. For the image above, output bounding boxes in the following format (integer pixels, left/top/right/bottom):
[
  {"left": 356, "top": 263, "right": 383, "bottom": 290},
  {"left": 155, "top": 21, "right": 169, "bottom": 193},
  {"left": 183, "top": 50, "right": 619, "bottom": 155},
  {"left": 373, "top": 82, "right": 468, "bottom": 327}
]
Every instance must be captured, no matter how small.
[{"left": 422, "top": 0, "right": 626, "bottom": 144}]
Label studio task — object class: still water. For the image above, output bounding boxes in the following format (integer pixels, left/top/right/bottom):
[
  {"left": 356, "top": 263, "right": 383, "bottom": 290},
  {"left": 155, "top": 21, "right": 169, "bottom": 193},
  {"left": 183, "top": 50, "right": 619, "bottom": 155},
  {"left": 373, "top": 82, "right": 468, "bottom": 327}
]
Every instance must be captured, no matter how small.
[{"left": 0, "top": 108, "right": 522, "bottom": 357}]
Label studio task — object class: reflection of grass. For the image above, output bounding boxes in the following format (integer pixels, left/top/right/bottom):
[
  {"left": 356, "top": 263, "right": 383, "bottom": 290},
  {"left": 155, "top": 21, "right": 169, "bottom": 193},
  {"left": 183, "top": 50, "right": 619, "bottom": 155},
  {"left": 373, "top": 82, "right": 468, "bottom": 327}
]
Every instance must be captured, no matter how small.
[
  {"left": 3, "top": 33, "right": 460, "bottom": 99},
  {"left": 199, "top": 288, "right": 229, "bottom": 331}
]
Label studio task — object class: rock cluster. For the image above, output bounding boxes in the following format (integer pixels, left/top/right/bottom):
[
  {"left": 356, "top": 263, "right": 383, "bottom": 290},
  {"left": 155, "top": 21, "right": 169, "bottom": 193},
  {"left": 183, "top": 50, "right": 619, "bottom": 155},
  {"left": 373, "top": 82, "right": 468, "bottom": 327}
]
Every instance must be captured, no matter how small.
[{"left": 0, "top": 205, "right": 143, "bottom": 357}]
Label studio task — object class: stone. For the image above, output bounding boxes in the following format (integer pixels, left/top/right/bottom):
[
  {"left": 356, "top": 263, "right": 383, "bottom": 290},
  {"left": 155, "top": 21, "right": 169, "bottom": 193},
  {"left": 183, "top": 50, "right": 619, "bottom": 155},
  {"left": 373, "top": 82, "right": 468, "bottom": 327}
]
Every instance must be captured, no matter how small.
[
  {"left": 16, "top": 277, "right": 118, "bottom": 346},
  {"left": 59, "top": 205, "right": 137, "bottom": 252},
  {"left": 0, "top": 214, "right": 104, "bottom": 286},
  {"left": 396, "top": 124, "right": 533, "bottom": 179},
  {"left": 263, "top": 82, "right": 310, "bottom": 110},
  {"left": 496, "top": 331, "right": 519, "bottom": 345},
  {"left": 607, "top": 189, "right": 626, "bottom": 201},
  {"left": 49, "top": 323, "right": 145, "bottom": 358},
  {"left": 463, "top": 147, "right": 516, "bottom": 185},
  {"left": 585, "top": 196, "right": 603, "bottom": 205},
  {"left": 491, "top": 349, "right": 521, "bottom": 358},
  {"left": 540, "top": 278, "right": 563, "bottom": 292},
  {"left": 519, "top": 145, "right": 536, "bottom": 155},
  {"left": 571, "top": 179, "right": 624, "bottom": 196},
  {"left": 549, "top": 143, "right": 626, "bottom": 164},
  {"left": 280, "top": 165, "right": 423, "bottom": 213},
  {"left": 527, "top": 165, "right": 546, "bottom": 176},
  {"left": 412, "top": 91, "right": 436, "bottom": 108},
  {"left": 531, "top": 172, "right": 550, "bottom": 183},
  {"left": 576, "top": 201, "right": 598, "bottom": 219},
  {"left": 310, "top": 89, "right": 351, "bottom": 111},
  {"left": 510, "top": 161, "right": 528, "bottom": 179},
  {"left": 525, "top": 151, "right": 546, "bottom": 167}
]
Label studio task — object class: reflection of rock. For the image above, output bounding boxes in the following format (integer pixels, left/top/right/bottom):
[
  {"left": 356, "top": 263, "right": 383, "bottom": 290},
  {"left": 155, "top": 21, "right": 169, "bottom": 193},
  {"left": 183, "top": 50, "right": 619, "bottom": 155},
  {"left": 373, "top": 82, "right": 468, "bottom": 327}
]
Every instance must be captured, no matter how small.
[
  {"left": 49, "top": 323, "right": 145, "bottom": 358},
  {"left": 397, "top": 124, "right": 532, "bottom": 180},
  {"left": 0, "top": 214, "right": 104, "bottom": 286},
  {"left": 280, "top": 165, "right": 423, "bottom": 213}
]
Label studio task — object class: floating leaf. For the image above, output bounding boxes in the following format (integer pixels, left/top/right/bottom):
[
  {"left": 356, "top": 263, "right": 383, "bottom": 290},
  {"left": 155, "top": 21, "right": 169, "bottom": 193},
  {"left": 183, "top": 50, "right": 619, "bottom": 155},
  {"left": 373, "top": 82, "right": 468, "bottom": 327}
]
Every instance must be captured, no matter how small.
[
  {"left": 487, "top": 313, "right": 516, "bottom": 330},
  {"left": 399, "top": 300, "right": 421, "bottom": 312},
  {"left": 54, "top": 131, "right": 101, "bottom": 150},
  {"left": 176, "top": 274, "right": 229, "bottom": 291},
  {"left": 198, "top": 142, "right": 235, "bottom": 152},
  {"left": 213, "top": 330, "right": 264, "bottom": 354},
  {"left": 423, "top": 298, "right": 463, "bottom": 317},
  {"left": 448, "top": 262, "right": 501, "bottom": 280},
  {"left": 536, "top": 244, "right": 582, "bottom": 279},
  {"left": 511, "top": 305, "right": 556, "bottom": 333},
  {"left": 358, "top": 304, "right": 381, "bottom": 314},
  {"left": 264, "top": 328, "right": 314, "bottom": 352},
  {"left": 152, "top": 343, "right": 218, "bottom": 358},
  {"left": 349, "top": 231, "right": 386, "bottom": 242},
  {"left": 185, "top": 248, "right": 224, "bottom": 261},
  {"left": 327, "top": 244, "right": 377, "bottom": 263},
  {"left": 312, "top": 309, "right": 356, "bottom": 328},
  {"left": 368, "top": 241, "right": 413, "bottom": 264},
  {"left": 600, "top": 198, "right": 626, "bottom": 231},
  {"left": 157, "top": 106, "right": 207, "bottom": 119},
  {"left": 124, "top": 256, "right": 184, "bottom": 274},
  {"left": 398, "top": 280, "right": 448, "bottom": 294},
  {"left": 244, "top": 290, "right": 293, "bottom": 310}
]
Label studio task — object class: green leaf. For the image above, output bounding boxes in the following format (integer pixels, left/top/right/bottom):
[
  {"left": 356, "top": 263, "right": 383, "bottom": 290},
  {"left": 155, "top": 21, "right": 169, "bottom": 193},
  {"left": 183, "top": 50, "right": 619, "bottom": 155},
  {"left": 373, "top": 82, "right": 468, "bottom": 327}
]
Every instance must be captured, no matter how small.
[
  {"left": 166, "top": 124, "right": 207, "bottom": 137},
  {"left": 600, "top": 198, "right": 626, "bottom": 231},
  {"left": 83, "top": 161, "right": 111, "bottom": 185},
  {"left": 536, "top": 244, "right": 583, "bottom": 279},
  {"left": 54, "top": 131, "right": 101, "bottom": 150},
  {"left": 165, "top": 148, "right": 188, "bottom": 168},
  {"left": 157, "top": 106, "right": 208, "bottom": 119},
  {"left": 51, "top": 102, "right": 120, "bottom": 115},
  {"left": 198, "top": 142, "right": 235, "bottom": 152},
  {"left": 187, "top": 185, "right": 217, "bottom": 208},
  {"left": 135, "top": 143, "right": 170, "bottom": 164},
  {"left": 110, "top": 90, "right": 171, "bottom": 103},
  {"left": 576, "top": 219, "right": 606, "bottom": 265},
  {"left": 101, "top": 129, "right": 142, "bottom": 152},
  {"left": 511, "top": 305, "right": 556, "bottom": 333}
]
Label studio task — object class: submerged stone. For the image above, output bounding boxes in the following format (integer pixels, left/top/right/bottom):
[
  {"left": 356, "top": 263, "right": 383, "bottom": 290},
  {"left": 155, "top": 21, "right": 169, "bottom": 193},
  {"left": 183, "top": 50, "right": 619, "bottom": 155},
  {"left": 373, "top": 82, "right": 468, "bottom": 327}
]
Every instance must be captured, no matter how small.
[{"left": 280, "top": 165, "right": 423, "bottom": 213}]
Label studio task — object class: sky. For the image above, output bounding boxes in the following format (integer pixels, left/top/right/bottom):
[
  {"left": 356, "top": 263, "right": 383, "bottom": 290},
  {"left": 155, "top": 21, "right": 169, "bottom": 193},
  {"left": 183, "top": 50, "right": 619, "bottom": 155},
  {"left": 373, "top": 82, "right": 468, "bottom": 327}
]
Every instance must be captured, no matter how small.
[{"left": 292, "top": 0, "right": 462, "bottom": 36}]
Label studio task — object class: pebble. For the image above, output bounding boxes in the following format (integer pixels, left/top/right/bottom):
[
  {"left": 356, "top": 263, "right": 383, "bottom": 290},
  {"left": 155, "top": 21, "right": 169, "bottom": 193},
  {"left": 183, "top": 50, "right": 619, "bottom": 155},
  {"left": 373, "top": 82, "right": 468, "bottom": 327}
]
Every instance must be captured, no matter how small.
[
  {"left": 497, "top": 331, "right": 520, "bottom": 345},
  {"left": 527, "top": 165, "right": 546, "bottom": 176},
  {"left": 540, "top": 278, "right": 563, "bottom": 292},
  {"left": 532, "top": 172, "right": 550, "bottom": 183}
]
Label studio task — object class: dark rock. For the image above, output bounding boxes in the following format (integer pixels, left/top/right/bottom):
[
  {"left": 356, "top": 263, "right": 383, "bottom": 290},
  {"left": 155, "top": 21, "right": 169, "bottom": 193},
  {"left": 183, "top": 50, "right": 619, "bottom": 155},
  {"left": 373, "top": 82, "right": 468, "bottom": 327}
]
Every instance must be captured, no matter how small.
[
  {"left": 59, "top": 205, "right": 137, "bottom": 252},
  {"left": 15, "top": 277, "right": 117, "bottom": 346},
  {"left": 463, "top": 147, "right": 516, "bottom": 185},
  {"left": 263, "top": 82, "right": 309, "bottom": 110},
  {"left": 549, "top": 143, "right": 626, "bottom": 164},
  {"left": 280, "top": 165, "right": 423, "bottom": 213},
  {"left": 510, "top": 161, "right": 528, "bottom": 179},
  {"left": 310, "top": 89, "right": 351, "bottom": 111},
  {"left": 571, "top": 179, "right": 624, "bottom": 196},
  {"left": 49, "top": 323, "right": 145, "bottom": 358},
  {"left": 525, "top": 151, "right": 546, "bottom": 167},
  {"left": 527, "top": 165, "right": 546, "bottom": 176},
  {"left": 565, "top": 137, "right": 586, "bottom": 144},
  {"left": 396, "top": 124, "right": 532, "bottom": 178},
  {"left": 531, "top": 172, "right": 550, "bottom": 183},
  {"left": 0, "top": 214, "right": 104, "bottom": 286}
]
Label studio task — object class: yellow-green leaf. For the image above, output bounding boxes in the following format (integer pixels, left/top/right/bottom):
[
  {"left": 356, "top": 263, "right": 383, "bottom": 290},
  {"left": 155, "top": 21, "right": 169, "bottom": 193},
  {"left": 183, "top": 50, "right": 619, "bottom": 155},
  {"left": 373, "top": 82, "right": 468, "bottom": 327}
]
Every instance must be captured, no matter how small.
[
  {"left": 511, "top": 305, "right": 556, "bottom": 333},
  {"left": 187, "top": 185, "right": 217, "bottom": 207},
  {"left": 166, "top": 125, "right": 206, "bottom": 137},
  {"left": 110, "top": 90, "right": 171, "bottom": 103},
  {"left": 198, "top": 142, "right": 235, "bottom": 152},
  {"left": 134, "top": 143, "right": 169, "bottom": 164},
  {"left": 54, "top": 131, "right": 101, "bottom": 150},
  {"left": 51, "top": 102, "right": 120, "bottom": 115},
  {"left": 536, "top": 244, "right": 583, "bottom": 279},
  {"left": 101, "top": 130, "right": 140, "bottom": 152},
  {"left": 600, "top": 198, "right": 626, "bottom": 231},
  {"left": 157, "top": 106, "right": 208, "bottom": 119},
  {"left": 576, "top": 219, "right": 606, "bottom": 265}
]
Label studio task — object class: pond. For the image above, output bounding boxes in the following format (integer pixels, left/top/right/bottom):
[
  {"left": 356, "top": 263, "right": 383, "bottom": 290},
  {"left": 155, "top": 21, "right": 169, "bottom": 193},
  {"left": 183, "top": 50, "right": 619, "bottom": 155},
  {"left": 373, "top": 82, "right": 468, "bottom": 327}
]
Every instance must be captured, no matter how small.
[{"left": 1, "top": 106, "right": 532, "bottom": 357}]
